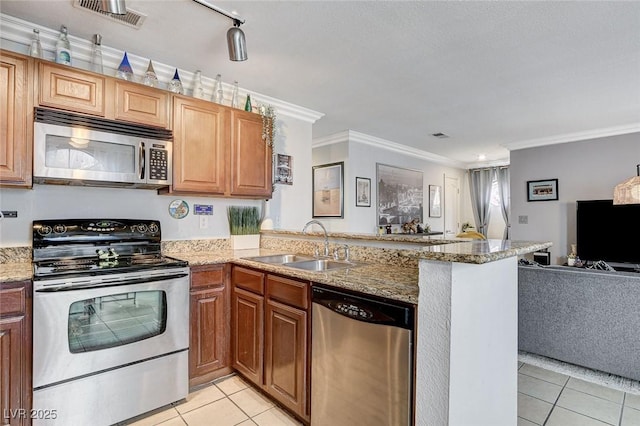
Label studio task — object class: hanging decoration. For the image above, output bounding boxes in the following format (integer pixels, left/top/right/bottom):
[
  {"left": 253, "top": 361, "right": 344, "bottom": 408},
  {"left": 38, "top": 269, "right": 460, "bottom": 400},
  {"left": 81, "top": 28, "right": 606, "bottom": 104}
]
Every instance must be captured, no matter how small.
[{"left": 259, "top": 104, "right": 276, "bottom": 148}]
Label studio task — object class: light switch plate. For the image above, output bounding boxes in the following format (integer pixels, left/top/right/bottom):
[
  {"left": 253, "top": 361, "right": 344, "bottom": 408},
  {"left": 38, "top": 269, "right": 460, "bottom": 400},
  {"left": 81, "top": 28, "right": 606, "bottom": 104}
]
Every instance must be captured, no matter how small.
[{"left": 199, "top": 216, "right": 208, "bottom": 229}]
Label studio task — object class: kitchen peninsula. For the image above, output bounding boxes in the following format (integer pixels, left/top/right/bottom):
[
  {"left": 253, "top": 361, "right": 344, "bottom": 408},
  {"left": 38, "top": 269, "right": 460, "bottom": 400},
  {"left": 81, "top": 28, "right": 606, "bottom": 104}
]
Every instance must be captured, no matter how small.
[{"left": 0, "top": 232, "right": 550, "bottom": 426}]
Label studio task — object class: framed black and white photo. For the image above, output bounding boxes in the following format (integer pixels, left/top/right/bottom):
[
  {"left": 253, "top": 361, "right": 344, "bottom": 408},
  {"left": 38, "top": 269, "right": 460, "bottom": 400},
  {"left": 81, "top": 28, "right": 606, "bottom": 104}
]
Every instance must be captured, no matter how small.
[
  {"left": 274, "top": 154, "right": 293, "bottom": 185},
  {"left": 527, "top": 179, "right": 558, "bottom": 202},
  {"left": 429, "top": 185, "right": 442, "bottom": 217},
  {"left": 355, "top": 177, "right": 371, "bottom": 207},
  {"left": 312, "top": 162, "right": 344, "bottom": 218},
  {"left": 376, "top": 163, "right": 424, "bottom": 226}
]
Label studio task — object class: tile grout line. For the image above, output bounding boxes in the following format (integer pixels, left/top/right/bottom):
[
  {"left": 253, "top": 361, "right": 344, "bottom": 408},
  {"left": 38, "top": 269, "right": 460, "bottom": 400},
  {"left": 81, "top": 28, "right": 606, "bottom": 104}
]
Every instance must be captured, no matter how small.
[
  {"left": 542, "top": 375, "right": 569, "bottom": 426},
  {"left": 618, "top": 393, "right": 626, "bottom": 426}
]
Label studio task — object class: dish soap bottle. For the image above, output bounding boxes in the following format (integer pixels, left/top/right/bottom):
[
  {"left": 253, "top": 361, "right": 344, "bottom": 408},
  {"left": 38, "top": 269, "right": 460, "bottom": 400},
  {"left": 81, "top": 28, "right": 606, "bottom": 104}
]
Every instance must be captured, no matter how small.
[{"left": 55, "top": 25, "right": 72, "bottom": 65}]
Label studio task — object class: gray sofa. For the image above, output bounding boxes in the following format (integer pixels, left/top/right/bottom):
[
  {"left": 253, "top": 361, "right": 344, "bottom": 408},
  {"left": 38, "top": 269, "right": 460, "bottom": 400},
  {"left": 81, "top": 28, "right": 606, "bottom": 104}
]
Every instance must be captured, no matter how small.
[{"left": 519, "top": 265, "right": 640, "bottom": 381}]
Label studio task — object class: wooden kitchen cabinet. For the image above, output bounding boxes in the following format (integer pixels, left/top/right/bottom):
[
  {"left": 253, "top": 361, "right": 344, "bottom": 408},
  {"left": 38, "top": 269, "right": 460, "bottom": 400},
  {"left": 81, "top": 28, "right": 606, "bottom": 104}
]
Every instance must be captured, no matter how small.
[
  {"left": 171, "top": 96, "right": 228, "bottom": 195},
  {"left": 113, "top": 80, "right": 170, "bottom": 128},
  {"left": 0, "top": 50, "right": 33, "bottom": 188},
  {"left": 231, "top": 267, "right": 265, "bottom": 386},
  {"left": 38, "top": 61, "right": 106, "bottom": 117},
  {"left": 189, "top": 264, "right": 232, "bottom": 387},
  {"left": 231, "top": 266, "right": 310, "bottom": 422},
  {"left": 0, "top": 280, "right": 32, "bottom": 426},
  {"left": 230, "top": 110, "right": 273, "bottom": 198}
]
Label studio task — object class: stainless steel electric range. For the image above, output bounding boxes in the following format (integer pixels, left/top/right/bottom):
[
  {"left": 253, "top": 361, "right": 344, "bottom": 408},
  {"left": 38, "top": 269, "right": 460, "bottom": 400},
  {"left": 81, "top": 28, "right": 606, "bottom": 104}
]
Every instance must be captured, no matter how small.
[{"left": 31, "top": 219, "right": 189, "bottom": 426}]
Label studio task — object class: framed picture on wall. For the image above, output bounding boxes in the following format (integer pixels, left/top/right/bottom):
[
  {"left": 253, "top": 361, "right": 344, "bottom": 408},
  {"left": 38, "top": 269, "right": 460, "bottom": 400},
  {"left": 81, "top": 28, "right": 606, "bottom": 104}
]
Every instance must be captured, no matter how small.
[
  {"left": 428, "top": 185, "right": 442, "bottom": 217},
  {"left": 312, "top": 162, "right": 344, "bottom": 218},
  {"left": 274, "top": 154, "right": 293, "bottom": 185},
  {"left": 376, "top": 163, "right": 424, "bottom": 225},
  {"left": 527, "top": 178, "right": 558, "bottom": 202},
  {"left": 355, "top": 177, "right": 371, "bottom": 207}
]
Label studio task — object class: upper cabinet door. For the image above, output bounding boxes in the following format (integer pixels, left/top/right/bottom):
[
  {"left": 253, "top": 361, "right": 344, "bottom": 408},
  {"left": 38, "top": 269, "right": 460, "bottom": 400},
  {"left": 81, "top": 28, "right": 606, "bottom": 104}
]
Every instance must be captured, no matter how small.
[
  {"left": 0, "top": 51, "right": 33, "bottom": 187},
  {"left": 114, "top": 81, "right": 170, "bottom": 128},
  {"left": 172, "top": 96, "right": 228, "bottom": 194},
  {"left": 230, "top": 110, "right": 273, "bottom": 198},
  {"left": 38, "top": 62, "right": 106, "bottom": 116}
]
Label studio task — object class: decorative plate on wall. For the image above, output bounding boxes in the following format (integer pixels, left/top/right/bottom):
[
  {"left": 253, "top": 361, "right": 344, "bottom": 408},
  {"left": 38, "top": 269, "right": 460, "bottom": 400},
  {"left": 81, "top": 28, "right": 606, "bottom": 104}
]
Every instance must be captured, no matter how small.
[{"left": 168, "top": 199, "right": 189, "bottom": 219}]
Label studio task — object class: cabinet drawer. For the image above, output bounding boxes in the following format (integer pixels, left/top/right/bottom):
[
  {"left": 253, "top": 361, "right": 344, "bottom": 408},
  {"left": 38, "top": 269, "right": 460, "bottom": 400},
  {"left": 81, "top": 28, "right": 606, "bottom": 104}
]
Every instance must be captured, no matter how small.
[
  {"left": 191, "top": 265, "right": 226, "bottom": 289},
  {"left": 267, "top": 275, "right": 309, "bottom": 310},
  {"left": 232, "top": 267, "right": 264, "bottom": 295},
  {"left": 0, "top": 286, "right": 26, "bottom": 316},
  {"left": 38, "top": 62, "right": 105, "bottom": 116}
]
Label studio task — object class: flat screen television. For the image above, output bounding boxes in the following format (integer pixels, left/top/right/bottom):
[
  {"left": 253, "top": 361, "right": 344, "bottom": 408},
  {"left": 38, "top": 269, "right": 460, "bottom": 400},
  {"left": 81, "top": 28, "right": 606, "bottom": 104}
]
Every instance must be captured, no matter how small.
[{"left": 576, "top": 199, "right": 640, "bottom": 267}]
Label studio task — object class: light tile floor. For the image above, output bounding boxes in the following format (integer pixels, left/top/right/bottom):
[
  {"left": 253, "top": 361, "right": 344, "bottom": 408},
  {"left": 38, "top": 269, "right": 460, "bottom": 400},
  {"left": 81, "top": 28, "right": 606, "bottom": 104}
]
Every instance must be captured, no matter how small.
[
  {"left": 126, "top": 365, "right": 640, "bottom": 426},
  {"left": 518, "top": 362, "right": 640, "bottom": 426}
]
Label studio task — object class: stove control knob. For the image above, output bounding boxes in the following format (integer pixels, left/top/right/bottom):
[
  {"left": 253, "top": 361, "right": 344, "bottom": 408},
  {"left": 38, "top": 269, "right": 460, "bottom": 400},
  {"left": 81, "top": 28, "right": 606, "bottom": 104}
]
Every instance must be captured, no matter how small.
[
  {"left": 37, "top": 225, "right": 53, "bottom": 236},
  {"left": 148, "top": 223, "right": 159, "bottom": 234},
  {"left": 137, "top": 224, "right": 148, "bottom": 233},
  {"left": 53, "top": 224, "right": 67, "bottom": 234}
]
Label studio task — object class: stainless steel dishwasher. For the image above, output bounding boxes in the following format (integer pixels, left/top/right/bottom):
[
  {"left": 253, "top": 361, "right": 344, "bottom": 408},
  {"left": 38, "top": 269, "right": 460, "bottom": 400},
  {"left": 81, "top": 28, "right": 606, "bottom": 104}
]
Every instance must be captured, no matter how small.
[{"left": 311, "top": 285, "right": 414, "bottom": 426}]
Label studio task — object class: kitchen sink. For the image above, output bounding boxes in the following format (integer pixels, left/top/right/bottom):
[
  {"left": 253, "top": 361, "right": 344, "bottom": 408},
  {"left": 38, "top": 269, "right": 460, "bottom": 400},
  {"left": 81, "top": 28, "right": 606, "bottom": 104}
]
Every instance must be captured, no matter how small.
[
  {"left": 243, "top": 253, "right": 314, "bottom": 264},
  {"left": 283, "top": 259, "right": 360, "bottom": 272}
]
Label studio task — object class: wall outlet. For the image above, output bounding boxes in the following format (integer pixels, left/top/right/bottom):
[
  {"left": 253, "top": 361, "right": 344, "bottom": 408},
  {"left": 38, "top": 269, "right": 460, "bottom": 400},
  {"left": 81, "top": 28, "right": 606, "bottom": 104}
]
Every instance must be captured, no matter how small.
[
  {"left": 518, "top": 215, "right": 528, "bottom": 224},
  {"left": 199, "top": 216, "right": 208, "bottom": 229}
]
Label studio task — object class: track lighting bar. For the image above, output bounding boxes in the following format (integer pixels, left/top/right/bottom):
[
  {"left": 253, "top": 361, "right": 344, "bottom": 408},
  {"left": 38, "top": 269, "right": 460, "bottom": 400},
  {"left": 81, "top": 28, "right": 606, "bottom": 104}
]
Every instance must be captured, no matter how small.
[{"left": 192, "top": 0, "right": 245, "bottom": 25}]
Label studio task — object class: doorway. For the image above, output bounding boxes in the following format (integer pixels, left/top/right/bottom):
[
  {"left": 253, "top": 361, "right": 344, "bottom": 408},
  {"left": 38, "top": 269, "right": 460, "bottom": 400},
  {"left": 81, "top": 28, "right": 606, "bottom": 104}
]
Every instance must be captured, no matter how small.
[{"left": 444, "top": 175, "right": 460, "bottom": 239}]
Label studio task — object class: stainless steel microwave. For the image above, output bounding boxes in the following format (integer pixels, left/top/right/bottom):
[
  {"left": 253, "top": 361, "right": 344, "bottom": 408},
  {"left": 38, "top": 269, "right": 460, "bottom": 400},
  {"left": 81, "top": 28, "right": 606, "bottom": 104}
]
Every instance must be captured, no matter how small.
[{"left": 33, "top": 109, "right": 173, "bottom": 189}]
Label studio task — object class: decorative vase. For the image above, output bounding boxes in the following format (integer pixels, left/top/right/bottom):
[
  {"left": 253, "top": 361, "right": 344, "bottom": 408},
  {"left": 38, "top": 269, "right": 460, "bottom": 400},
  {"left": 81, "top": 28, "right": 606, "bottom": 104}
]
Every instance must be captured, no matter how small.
[
  {"left": 116, "top": 52, "right": 133, "bottom": 81},
  {"left": 244, "top": 94, "right": 252, "bottom": 112},
  {"left": 142, "top": 60, "right": 158, "bottom": 87},
  {"left": 168, "top": 69, "right": 183, "bottom": 94},
  {"left": 260, "top": 200, "right": 274, "bottom": 230},
  {"left": 230, "top": 234, "right": 260, "bottom": 250},
  {"left": 192, "top": 70, "right": 206, "bottom": 99},
  {"left": 212, "top": 74, "right": 223, "bottom": 104}
]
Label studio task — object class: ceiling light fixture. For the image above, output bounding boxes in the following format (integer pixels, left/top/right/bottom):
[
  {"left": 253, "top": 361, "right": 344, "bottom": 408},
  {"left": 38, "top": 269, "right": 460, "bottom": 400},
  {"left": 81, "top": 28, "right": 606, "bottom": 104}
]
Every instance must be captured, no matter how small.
[
  {"left": 613, "top": 164, "right": 640, "bottom": 205},
  {"left": 101, "top": 0, "right": 126, "bottom": 15},
  {"left": 192, "top": 0, "right": 247, "bottom": 61}
]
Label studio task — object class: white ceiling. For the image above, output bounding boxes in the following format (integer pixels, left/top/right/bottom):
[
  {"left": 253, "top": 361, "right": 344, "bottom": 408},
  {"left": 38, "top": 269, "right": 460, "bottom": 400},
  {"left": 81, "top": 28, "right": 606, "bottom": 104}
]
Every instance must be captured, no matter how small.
[{"left": 2, "top": 0, "right": 639, "bottom": 167}]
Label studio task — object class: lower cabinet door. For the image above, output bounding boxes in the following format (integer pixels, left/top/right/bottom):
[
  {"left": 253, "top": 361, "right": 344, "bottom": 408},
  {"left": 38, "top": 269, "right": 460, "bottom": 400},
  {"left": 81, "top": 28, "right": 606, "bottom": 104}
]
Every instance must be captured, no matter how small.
[
  {"left": 0, "top": 315, "right": 28, "bottom": 426},
  {"left": 231, "top": 287, "right": 264, "bottom": 387},
  {"left": 265, "top": 299, "right": 308, "bottom": 418},
  {"left": 189, "top": 286, "right": 229, "bottom": 384}
]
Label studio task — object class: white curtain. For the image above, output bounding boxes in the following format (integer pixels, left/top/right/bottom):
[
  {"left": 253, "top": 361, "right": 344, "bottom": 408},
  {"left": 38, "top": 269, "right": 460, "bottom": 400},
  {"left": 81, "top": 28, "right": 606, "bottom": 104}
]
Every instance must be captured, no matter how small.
[
  {"left": 468, "top": 168, "right": 495, "bottom": 237},
  {"left": 496, "top": 167, "right": 510, "bottom": 239}
]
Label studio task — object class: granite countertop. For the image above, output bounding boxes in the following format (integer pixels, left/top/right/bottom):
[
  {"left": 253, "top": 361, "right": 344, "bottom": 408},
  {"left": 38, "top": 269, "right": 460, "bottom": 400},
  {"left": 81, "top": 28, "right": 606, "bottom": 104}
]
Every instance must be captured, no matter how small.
[
  {"left": 168, "top": 248, "right": 420, "bottom": 304},
  {"left": 0, "top": 262, "right": 33, "bottom": 283}
]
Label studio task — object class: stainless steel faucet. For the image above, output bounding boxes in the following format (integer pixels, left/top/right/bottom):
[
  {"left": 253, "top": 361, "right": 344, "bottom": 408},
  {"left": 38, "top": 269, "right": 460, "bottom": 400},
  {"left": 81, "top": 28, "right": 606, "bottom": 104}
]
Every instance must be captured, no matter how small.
[{"left": 302, "top": 220, "right": 329, "bottom": 257}]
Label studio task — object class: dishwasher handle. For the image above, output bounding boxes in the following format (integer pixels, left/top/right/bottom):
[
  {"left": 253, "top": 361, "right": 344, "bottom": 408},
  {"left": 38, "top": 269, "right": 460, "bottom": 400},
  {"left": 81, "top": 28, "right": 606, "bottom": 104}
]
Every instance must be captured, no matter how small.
[{"left": 312, "top": 286, "right": 414, "bottom": 330}]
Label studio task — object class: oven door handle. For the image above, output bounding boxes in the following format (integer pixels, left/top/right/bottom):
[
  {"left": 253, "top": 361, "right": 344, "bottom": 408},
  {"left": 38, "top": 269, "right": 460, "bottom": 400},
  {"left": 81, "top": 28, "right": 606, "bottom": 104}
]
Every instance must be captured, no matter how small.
[{"left": 35, "top": 272, "right": 189, "bottom": 292}]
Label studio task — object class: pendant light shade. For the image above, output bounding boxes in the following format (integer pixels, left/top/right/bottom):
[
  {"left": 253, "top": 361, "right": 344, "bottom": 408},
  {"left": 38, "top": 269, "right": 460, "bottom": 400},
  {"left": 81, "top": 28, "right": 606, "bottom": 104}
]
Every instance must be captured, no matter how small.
[
  {"left": 101, "top": 0, "right": 126, "bottom": 15},
  {"left": 613, "top": 164, "right": 640, "bottom": 205},
  {"left": 227, "top": 24, "right": 247, "bottom": 61}
]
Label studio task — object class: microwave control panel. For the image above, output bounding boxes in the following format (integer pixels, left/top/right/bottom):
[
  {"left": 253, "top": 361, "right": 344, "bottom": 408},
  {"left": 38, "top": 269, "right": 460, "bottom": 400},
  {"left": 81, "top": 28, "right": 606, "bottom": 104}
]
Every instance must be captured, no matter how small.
[{"left": 149, "top": 147, "right": 168, "bottom": 181}]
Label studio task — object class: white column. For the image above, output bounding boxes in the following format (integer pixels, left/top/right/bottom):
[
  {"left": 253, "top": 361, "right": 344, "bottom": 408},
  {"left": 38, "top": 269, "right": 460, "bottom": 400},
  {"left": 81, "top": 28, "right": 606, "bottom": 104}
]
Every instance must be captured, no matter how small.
[{"left": 415, "top": 257, "right": 518, "bottom": 425}]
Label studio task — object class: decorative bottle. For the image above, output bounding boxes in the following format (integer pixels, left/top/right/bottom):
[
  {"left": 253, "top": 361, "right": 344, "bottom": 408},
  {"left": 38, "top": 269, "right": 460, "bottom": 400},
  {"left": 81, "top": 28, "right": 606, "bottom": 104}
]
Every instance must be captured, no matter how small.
[
  {"left": 244, "top": 94, "right": 252, "bottom": 112},
  {"left": 89, "top": 34, "right": 104, "bottom": 74},
  {"left": 192, "top": 70, "right": 205, "bottom": 99},
  {"left": 230, "top": 81, "right": 239, "bottom": 108},
  {"left": 168, "top": 69, "right": 183, "bottom": 94},
  {"left": 212, "top": 74, "right": 223, "bottom": 104},
  {"left": 141, "top": 60, "right": 158, "bottom": 87},
  {"left": 29, "top": 28, "right": 43, "bottom": 58},
  {"left": 115, "top": 52, "right": 134, "bottom": 81},
  {"left": 55, "top": 25, "right": 72, "bottom": 65}
]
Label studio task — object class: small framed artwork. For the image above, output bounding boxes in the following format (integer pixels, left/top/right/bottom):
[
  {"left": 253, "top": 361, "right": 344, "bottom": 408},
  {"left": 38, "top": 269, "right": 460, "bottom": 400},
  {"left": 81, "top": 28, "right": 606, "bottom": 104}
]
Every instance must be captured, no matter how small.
[
  {"left": 428, "top": 185, "right": 442, "bottom": 217},
  {"left": 355, "top": 177, "right": 371, "bottom": 207},
  {"left": 527, "top": 179, "right": 559, "bottom": 202},
  {"left": 312, "top": 162, "right": 344, "bottom": 218},
  {"left": 274, "top": 154, "right": 293, "bottom": 185}
]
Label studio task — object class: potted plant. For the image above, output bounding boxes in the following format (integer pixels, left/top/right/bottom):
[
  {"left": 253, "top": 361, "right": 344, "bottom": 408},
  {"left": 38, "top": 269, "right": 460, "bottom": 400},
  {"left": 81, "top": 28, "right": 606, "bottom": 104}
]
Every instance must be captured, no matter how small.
[{"left": 227, "top": 205, "right": 261, "bottom": 250}]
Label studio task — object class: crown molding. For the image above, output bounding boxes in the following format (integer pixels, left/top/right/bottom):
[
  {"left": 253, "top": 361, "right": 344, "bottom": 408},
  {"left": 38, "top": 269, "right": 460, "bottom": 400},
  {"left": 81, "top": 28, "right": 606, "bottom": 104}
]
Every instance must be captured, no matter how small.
[
  {"left": 0, "top": 13, "right": 324, "bottom": 124},
  {"left": 313, "top": 130, "right": 467, "bottom": 168},
  {"left": 503, "top": 123, "right": 640, "bottom": 151}
]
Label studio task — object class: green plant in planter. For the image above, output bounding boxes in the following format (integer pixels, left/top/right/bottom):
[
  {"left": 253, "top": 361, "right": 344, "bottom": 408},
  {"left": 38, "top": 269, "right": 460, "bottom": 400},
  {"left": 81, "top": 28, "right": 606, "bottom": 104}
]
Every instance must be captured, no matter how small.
[{"left": 227, "top": 206, "right": 261, "bottom": 235}]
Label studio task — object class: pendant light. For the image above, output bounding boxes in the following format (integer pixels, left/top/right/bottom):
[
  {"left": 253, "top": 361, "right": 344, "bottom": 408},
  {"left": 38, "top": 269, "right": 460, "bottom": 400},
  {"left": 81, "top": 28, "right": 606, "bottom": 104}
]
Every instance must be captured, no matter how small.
[
  {"left": 192, "top": 0, "right": 248, "bottom": 62},
  {"left": 613, "top": 164, "right": 640, "bottom": 205},
  {"left": 101, "top": 0, "right": 126, "bottom": 15}
]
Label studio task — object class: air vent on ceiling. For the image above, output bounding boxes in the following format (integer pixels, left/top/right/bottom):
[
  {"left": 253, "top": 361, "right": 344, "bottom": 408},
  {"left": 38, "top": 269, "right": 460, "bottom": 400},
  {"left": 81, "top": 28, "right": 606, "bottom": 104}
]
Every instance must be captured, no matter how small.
[
  {"left": 431, "top": 132, "right": 449, "bottom": 139},
  {"left": 73, "top": 0, "right": 147, "bottom": 29}
]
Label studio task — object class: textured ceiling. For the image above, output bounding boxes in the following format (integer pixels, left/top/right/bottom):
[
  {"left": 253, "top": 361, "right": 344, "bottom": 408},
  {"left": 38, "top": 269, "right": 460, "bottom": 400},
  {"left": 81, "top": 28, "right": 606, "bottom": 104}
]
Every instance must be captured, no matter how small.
[{"left": 1, "top": 0, "right": 639, "bottom": 167}]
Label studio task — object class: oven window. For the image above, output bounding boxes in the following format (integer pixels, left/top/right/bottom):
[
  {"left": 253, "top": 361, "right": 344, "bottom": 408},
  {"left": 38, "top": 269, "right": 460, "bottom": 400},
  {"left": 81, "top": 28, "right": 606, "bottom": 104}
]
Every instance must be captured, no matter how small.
[{"left": 68, "top": 290, "right": 167, "bottom": 353}]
